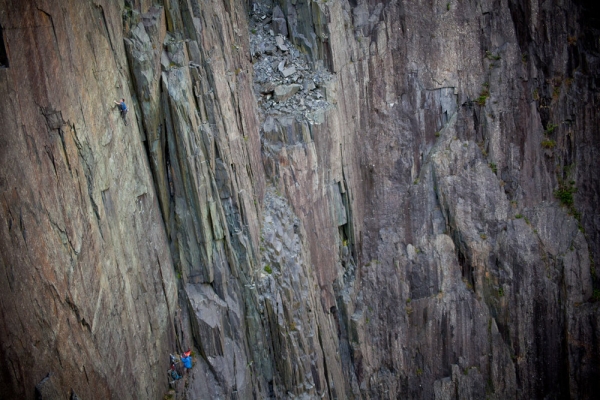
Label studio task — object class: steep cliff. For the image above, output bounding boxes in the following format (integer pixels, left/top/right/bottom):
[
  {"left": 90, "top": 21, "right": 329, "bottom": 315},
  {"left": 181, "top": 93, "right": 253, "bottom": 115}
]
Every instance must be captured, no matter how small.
[
  {"left": 0, "top": 1, "right": 177, "bottom": 398},
  {"left": 0, "top": 0, "right": 598, "bottom": 399}
]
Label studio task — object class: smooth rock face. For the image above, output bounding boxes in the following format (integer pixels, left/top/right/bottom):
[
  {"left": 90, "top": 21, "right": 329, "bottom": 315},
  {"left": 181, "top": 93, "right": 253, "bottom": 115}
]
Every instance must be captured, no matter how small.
[{"left": 1, "top": 0, "right": 599, "bottom": 400}]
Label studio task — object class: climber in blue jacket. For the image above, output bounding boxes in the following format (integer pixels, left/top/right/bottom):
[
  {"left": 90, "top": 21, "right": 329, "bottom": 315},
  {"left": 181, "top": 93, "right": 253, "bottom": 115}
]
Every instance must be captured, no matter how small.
[
  {"left": 181, "top": 349, "right": 192, "bottom": 370},
  {"left": 114, "top": 98, "right": 128, "bottom": 125}
]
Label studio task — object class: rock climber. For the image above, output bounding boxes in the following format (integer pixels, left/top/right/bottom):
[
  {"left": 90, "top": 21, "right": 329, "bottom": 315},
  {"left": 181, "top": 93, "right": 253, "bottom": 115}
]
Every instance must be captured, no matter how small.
[
  {"left": 169, "top": 363, "right": 182, "bottom": 381},
  {"left": 114, "top": 98, "right": 128, "bottom": 125},
  {"left": 181, "top": 349, "right": 192, "bottom": 372}
]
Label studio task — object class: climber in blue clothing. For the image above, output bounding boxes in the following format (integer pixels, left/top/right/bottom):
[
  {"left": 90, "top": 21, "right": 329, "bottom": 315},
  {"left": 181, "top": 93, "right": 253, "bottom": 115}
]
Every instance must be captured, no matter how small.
[
  {"left": 181, "top": 349, "right": 192, "bottom": 371},
  {"left": 114, "top": 98, "right": 128, "bottom": 125}
]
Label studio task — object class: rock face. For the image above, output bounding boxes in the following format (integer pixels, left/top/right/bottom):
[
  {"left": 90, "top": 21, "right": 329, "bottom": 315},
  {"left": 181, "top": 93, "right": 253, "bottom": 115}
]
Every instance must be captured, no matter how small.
[
  {"left": 0, "top": 1, "right": 177, "bottom": 399},
  {"left": 0, "top": 0, "right": 599, "bottom": 399}
]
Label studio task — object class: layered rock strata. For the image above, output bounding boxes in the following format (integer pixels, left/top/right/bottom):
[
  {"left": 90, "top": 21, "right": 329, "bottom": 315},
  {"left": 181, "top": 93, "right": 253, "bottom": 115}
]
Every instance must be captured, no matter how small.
[{"left": 0, "top": 0, "right": 599, "bottom": 399}]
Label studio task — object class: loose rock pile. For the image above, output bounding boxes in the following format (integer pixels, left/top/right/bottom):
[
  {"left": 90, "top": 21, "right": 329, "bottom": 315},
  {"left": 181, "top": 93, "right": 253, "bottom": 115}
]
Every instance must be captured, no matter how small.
[{"left": 250, "top": 1, "right": 333, "bottom": 120}]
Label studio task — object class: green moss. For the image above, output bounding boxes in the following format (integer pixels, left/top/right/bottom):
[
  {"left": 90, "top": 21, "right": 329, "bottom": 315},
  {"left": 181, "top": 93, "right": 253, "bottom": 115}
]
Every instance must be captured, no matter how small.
[
  {"left": 552, "top": 86, "right": 560, "bottom": 99},
  {"left": 476, "top": 87, "right": 490, "bottom": 106},
  {"left": 485, "top": 51, "right": 501, "bottom": 61},
  {"left": 554, "top": 184, "right": 577, "bottom": 207},
  {"left": 545, "top": 123, "right": 559, "bottom": 134},
  {"left": 541, "top": 138, "right": 556, "bottom": 149}
]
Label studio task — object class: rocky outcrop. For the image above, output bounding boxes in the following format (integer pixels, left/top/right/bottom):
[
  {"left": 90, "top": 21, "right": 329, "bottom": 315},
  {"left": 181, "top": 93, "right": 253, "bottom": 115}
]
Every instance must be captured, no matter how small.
[{"left": 0, "top": 0, "right": 599, "bottom": 399}]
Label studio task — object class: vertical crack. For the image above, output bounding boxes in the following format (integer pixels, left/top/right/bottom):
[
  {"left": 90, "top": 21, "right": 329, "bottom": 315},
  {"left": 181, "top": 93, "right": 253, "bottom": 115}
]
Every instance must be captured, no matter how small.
[
  {"left": 0, "top": 23, "right": 9, "bottom": 68},
  {"left": 36, "top": 8, "right": 59, "bottom": 56}
]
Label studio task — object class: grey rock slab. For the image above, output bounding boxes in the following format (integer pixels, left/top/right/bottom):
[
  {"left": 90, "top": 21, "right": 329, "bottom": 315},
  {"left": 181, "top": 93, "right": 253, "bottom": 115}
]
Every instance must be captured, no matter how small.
[
  {"left": 272, "top": 6, "right": 288, "bottom": 37},
  {"left": 303, "top": 81, "right": 316, "bottom": 91},
  {"left": 277, "top": 60, "right": 286, "bottom": 72},
  {"left": 274, "top": 84, "right": 301, "bottom": 102},
  {"left": 276, "top": 35, "right": 288, "bottom": 52},
  {"left": 281, "top": 66, "right": 296, "bottom": 77}
]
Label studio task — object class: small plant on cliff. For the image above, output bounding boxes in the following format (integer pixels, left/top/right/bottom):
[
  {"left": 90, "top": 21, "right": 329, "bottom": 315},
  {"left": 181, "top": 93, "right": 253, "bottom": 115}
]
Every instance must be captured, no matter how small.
[
  {"left": 498, "top": 287, "right": 504, "bottom": 297},
  {"left": 447, "top": 2, "right": 450, "bottom": 11},
  {"left": 515, "top": 214, "right": 523, "bottom": 219},
  {"left": 264, "top": 264, "right": 273, "bottom": 274},
  {"left": 592, "top": 289, "right": 600, "bottom": 302},
  {"left": 489, "top": 162, "right": 497, "bottom": 174},
  {"left": 545, "top": 123, "right": 559, "bottom": 134},
  {"left": 463, "top": 278, "right": 473, "bottom": 290},
  {"left": 541, "top": 138, "right": 556, "bottom": 149},
  {"left": 553, "top": 86, "right": 561, "bottom": 99},
  {"left": 477, "top": 84, "right": 490, "bottom": 106},
  {"left": 416, "top": 368, "right": 423, "bottom": 376},
  {"left": 485, "top": 51, "right": 501, "bottom": 61},
  {"left": 554, "top": 183, "right": 577, "bottom": 207}
]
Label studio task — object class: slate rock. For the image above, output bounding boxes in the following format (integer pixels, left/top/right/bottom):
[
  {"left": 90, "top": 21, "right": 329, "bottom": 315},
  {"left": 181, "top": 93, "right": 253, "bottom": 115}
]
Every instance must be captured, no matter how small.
[{"left": 274, "top": 84, "right": 301, "bottom": 102}]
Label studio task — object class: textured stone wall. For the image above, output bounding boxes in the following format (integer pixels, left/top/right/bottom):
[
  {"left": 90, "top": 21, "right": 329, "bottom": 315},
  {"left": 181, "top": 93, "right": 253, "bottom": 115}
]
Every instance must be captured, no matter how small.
[
  {"left": 0, "top": 1, "right": 177, "bottom": 398},
  {"left": 0, "top": 0, "right": 598, "bottom": 399}
]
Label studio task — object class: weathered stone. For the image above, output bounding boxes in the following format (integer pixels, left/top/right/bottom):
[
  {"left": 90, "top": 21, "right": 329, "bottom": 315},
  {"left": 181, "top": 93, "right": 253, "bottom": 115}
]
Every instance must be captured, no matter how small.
[
  {"left": 2, "top": 0, "right": 600, "bottom": 399},
  {"left": 303, "top": 80, "right": 316, "bottom": 91},
  {"left": 272, "top": 6, "right": 288, "bottom": 37},
  {"left": 276, "top": 35, "right": 288, "bottom": 51},
  {"left": 263, "top": 42, "right": 276, "bottom": 54},
  {"left": 281, "top": 65, "right": 296, "bottom": 77},
  {"left": 260, "top": 81, "right": 277, "bottom": 94},
  {"left": 274, "top": 84, "right": 301, "bottom": 102}
]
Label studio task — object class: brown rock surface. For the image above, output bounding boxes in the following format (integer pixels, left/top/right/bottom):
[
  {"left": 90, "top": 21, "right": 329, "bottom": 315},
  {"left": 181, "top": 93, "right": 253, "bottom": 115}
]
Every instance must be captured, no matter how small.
[
  {"left": 0, "top": 1, "right": 176, "bottom": 398},
  {"left": 1, "top": 0, "right": 599, "bottom": 399}
]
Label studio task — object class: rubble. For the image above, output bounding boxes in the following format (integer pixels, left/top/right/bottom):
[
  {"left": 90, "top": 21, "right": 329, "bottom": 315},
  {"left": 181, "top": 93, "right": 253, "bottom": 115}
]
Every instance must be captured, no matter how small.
[{"left": 249, "top": 1, "right": 334, "bottom": 120}]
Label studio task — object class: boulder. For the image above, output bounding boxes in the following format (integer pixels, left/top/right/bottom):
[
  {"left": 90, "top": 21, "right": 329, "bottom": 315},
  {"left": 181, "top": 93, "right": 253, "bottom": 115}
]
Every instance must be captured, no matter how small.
[
  {"left": 272, "top": 6, "right": 288, "bottom": 37},
  {"left": 274, "top": 84, "right": 301, "bottom": 102}
]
